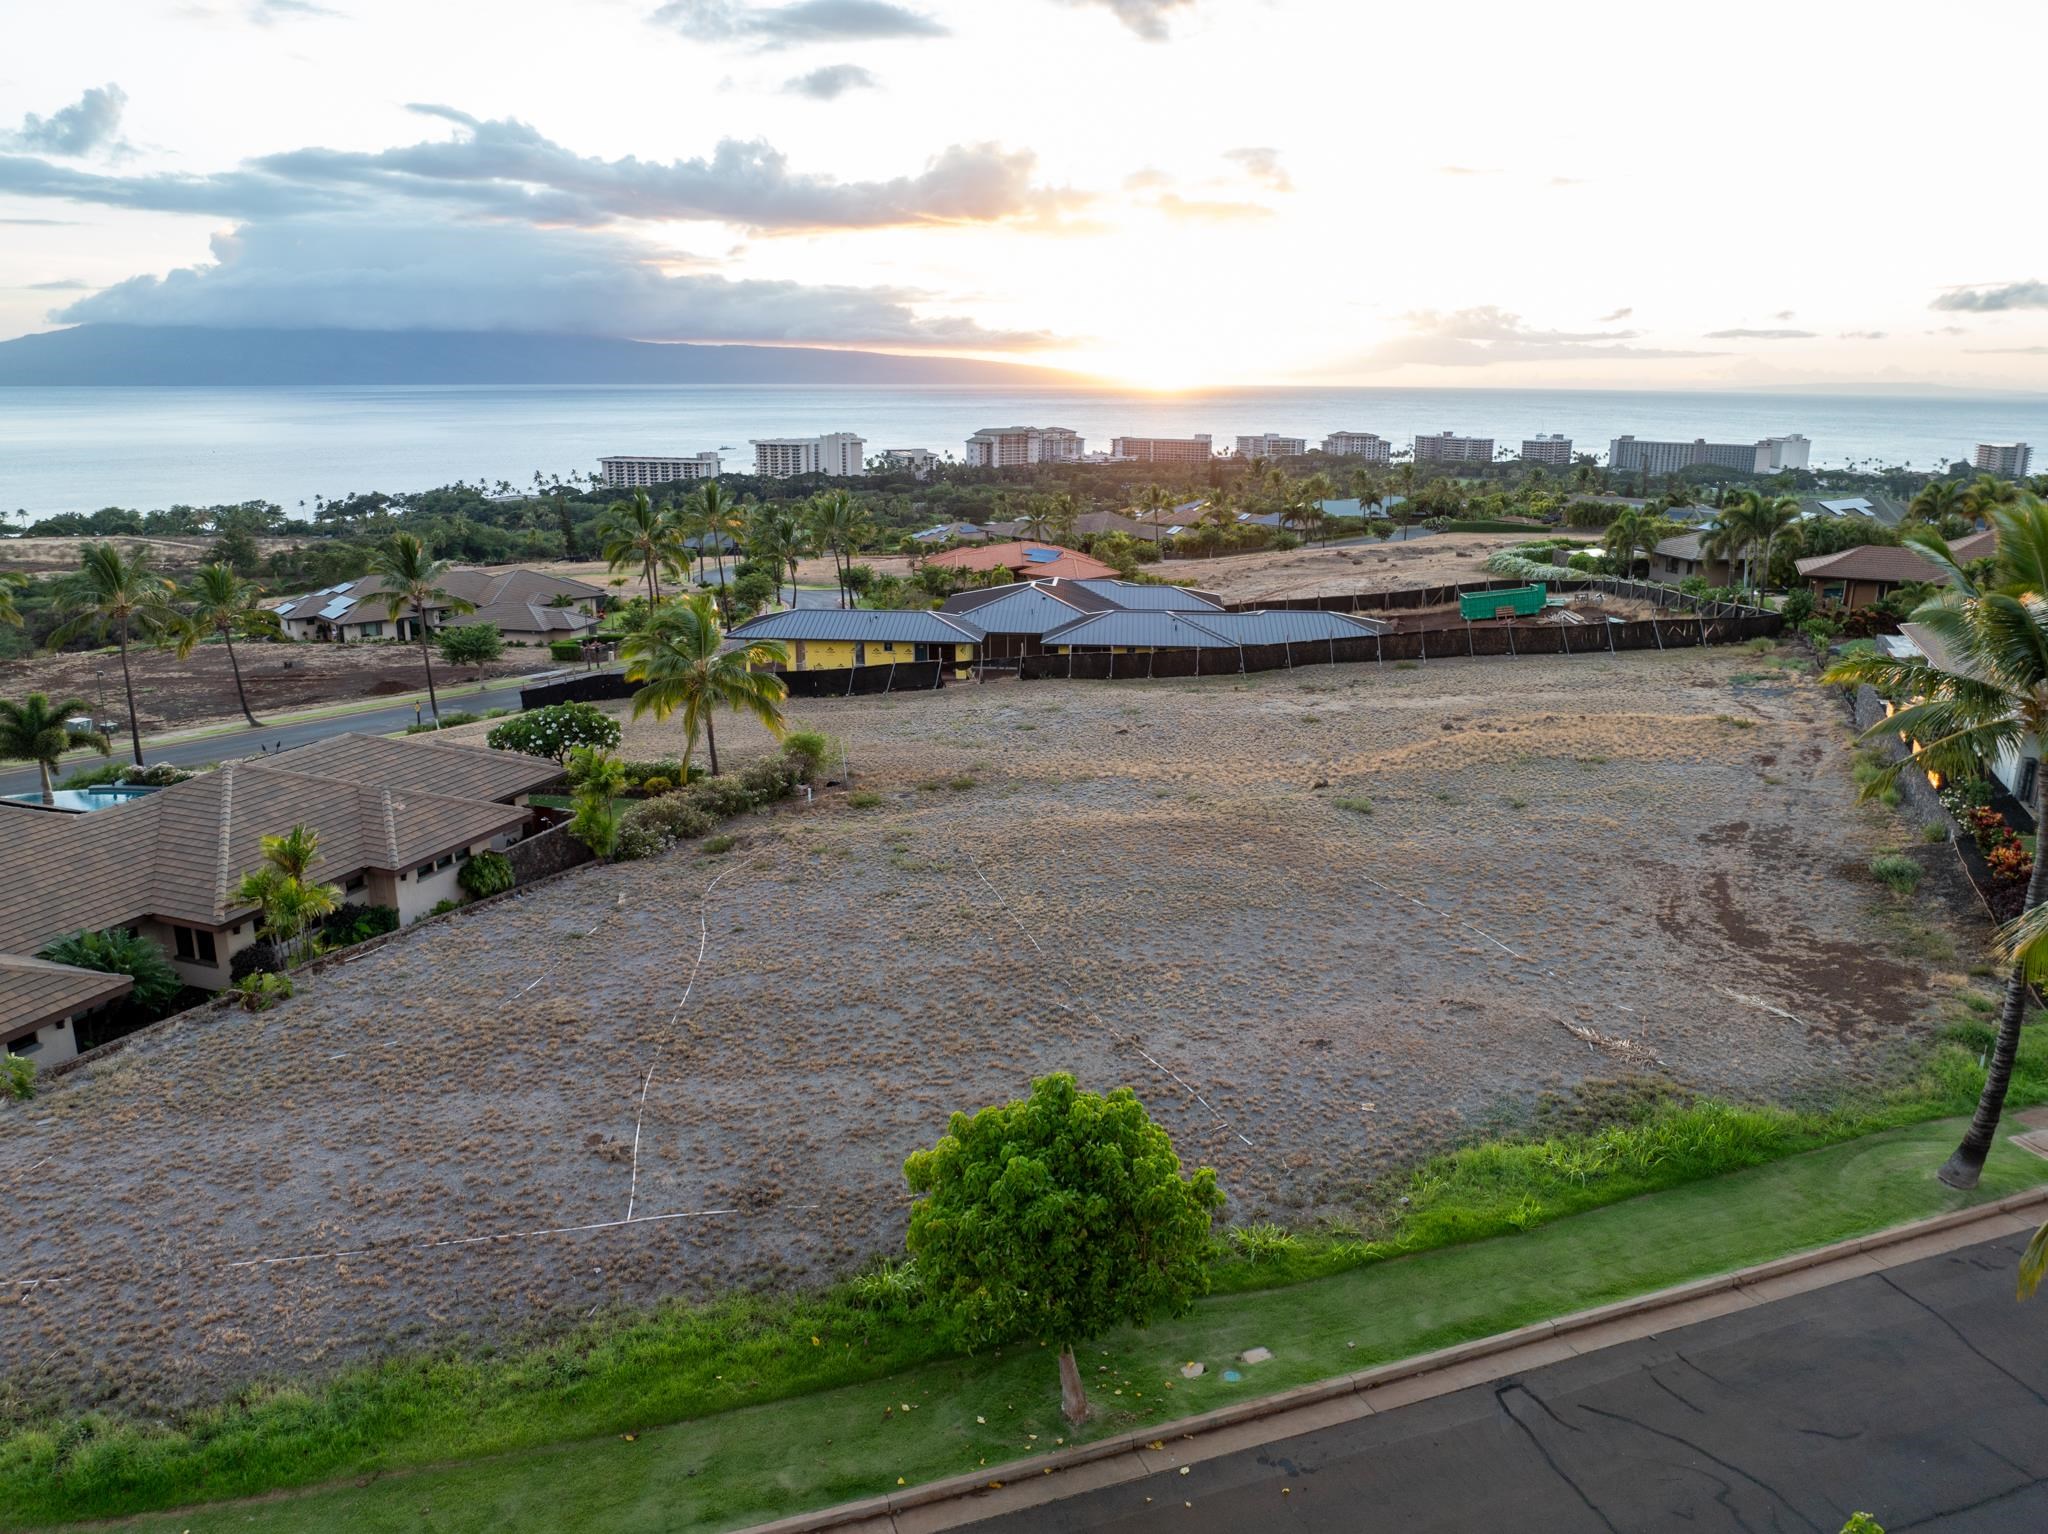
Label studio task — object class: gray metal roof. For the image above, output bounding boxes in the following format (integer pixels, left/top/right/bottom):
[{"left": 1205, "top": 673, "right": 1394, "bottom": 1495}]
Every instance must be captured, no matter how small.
[
  {"left": 1043, "top": 611, "right": 1234, "bottom": 649},
  {"left": 1068, "top": 579, "right": 1221, "bottom": 611},
  {"left": 729, "top": 609, "right": 985, "bottom": 644},
  {"left": 1192, "top": 611, "right": 1387, "bottom": 644},
  {"left": 939, "top": 584, "right": 1098, "bottom": 634}
]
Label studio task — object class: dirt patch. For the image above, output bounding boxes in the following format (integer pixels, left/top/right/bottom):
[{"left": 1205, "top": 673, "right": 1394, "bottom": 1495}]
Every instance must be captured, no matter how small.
[
  {"left": 0, "top": 646, "right": 1978, "bottom": 1410},
  {"left": 0, "top": 535, "right": 312, "bottom": 578}
]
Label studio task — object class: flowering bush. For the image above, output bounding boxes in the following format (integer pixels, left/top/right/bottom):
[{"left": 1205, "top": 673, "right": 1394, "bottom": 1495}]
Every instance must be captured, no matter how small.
[
  {"left": 485, "top": 703, "right": 620, "bottom": 762},
  {"left": 1964, "top": 805, "right": 2014, "bottom": 854},
  {"left": 1985, "top": 842, "right": 2034, "bottom": 886}
]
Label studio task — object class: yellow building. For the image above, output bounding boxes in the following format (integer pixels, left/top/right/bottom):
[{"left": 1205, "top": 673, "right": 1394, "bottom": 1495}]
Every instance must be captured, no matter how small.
[{"left": 726, "top": 610, "right": 983, "bottom": 680}]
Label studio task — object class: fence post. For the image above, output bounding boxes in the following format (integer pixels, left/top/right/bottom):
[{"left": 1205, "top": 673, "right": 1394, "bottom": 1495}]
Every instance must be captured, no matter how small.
[
  {"left": 884, "top": 663, "right": 897, "bottom": 695},
  {"left": 1507, "top": 621, "right": 1516, "bottom": 659},
  {"left": 845, "top": 665, "right": 857, "bottom": 698},
  {"left": 1376, "top": 633, "right": 1383, "bottom": 668}
]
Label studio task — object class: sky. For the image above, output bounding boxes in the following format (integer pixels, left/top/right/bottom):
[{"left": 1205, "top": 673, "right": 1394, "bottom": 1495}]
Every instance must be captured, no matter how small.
[{"left": 1, "top": 0, "right": 2045, "bottom": 391}]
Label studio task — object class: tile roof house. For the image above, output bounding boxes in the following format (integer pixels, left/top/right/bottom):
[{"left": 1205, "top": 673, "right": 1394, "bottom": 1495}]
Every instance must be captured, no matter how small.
[
  {"left": 0, "top": 954, "right": 133, "bottom": 1067},
  {"left": 276, "top": 567, "right": 607, "bottom": 645},
  {"left": 1795, "top": 545, "right": 1951, "bottom": 610},
  {"left": 1649, "top": 533, "right": 1737, "bottom": 587},
  {"left": 0, "top": 734, "right": 564, "bottom": 1063},
  {"left": 921, "top": 541, "right": 1118, "bottom": 582}
]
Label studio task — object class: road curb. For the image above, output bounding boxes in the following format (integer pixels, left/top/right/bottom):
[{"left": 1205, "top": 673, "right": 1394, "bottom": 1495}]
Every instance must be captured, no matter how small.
[{"left": 738, "top": 1185, "right": 2048, "bottom": 1534}]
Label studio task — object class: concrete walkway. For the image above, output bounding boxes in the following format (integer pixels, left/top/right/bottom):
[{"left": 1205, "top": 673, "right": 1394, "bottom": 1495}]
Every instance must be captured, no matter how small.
[{"left": 746, "top": 1190, "right": 2048, "bottom": 1534}]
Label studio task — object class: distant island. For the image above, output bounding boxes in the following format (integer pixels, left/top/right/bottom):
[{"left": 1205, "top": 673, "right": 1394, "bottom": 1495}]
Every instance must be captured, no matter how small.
[{"left": 0, "top": 325, "right": 1091, "bottom": 387}]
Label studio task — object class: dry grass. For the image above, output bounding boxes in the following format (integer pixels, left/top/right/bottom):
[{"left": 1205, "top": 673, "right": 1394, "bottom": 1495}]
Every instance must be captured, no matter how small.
[{"left": 0, "top": 645, "right": 1967, "bottom": 1413}]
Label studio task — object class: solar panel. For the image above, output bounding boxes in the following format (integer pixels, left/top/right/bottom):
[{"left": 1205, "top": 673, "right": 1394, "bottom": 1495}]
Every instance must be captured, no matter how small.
[
  {"left": 318, "top": 598, "right": 354, "bottom": 620},
  {"left": 1024, "top": 547, "right": 1060, "bottom": 563}
]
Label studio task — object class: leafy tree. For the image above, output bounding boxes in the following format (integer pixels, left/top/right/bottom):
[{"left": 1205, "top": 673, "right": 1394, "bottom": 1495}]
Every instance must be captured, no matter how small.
[
  {"left": 1826, "top": 500, "right": 2048, "bottom": 1188},
  {"left": 747, "top": 501, "right": 808, "bottom": 609},
  {"left": 0, "top": 573, "right": 22, "bottom": 628},
  {"left": 623, "top": 591, "right": 788, "bottom": 778},
  {"left": 1908, "top": 479, "right": 1961, "bottom": 526},
  {"left": 47, "top": 542, "right": 178, "bottom": 765},
  {"left": 906, "top": 1073, "right": 1223, "bottom": 1425},
  {"left": 690, "top": 481, "right": 746, "bottom": 615},
  {"left": 234, "top": 824, "right": 342, "bottom": 965},
  {"left": 174, "top": 562, "right": 281, "bottom": 728},
  {"left": 485, "top": 701, "right": 621, "bottom": 761},
  {"left": 366, "top": 531, "right": 473, "bottom": 723},
  {"left": 38, "top": 926, "right": 183, "bottom": 1014},
  {"left": 437, "top": 622, "right": 505, "bottom": 677},
  {"left": 564, "top": 746, "right": 628, "bottom": 858},
  {"left": 727, "top": 568, "right": 778, "bottom": 619},
  {"left": 1962, "top": 472, "right": 2021, "bottom": 520},
  {"left": 599, "top": 490, "right": 684, "bottom": 607},
  {"left": 0, "top": 692, "right": 109, "bottom": 804},
  {"left": 457, "top": 848, "right": 514, "bottom": 899}
]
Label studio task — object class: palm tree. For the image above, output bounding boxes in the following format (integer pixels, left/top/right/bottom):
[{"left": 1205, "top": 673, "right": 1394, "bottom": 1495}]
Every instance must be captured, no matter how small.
[
  {"left": 235, "top": 824, "right": 341, "bottom": 965},
  {"left": 0, "top": 693, "right": 109, "bottom": 804},
  {"left": 599, "top": 491, "right": 683, "bottom": 607},
  {"left": 174, "top": 562, "right": 281, "bottom": 729},
  {"left": 1962, "top": 473, "right": 2021, "bottom": 521},
  {"left": 47, "top": 542, "right": 176, "bottom": 766},
  {"left": 746, "top": 502, "right": 807, "bottom": 609},
  {"left": 1136, "top": 484, "right": 1171, "bottom": 545},
  {"left": 1747, "top": 493, "right": 1803, "bottom": 595},
  {"left": 1909, "top": 479, "right": 1961, "bottom": 526},
  {"left": 1351, "top": 467, "right": 1385, "bottom": 523},
  {"left": 1701, "top": 491, "right": 1797, "bottom": 595},
  {"left": 809, "top": 489, "right": 861, "bottom": 607},
  {"left": 366, "top": 532, "right": 473, "bottom": 725},
  {"left": 1824, "top": 501, "right": 2048, "bottom": 1189},
  {"left": 691, "top": 482, "right": 746, "bottom": 611},
  {"left": 0, "top": 573, "right": 23, "bottom": 629},
  {"left": 621, "top": 592, "right": 790, "bottom": 778},
  {"left": 1602, "top": 507, "right": 1670, "bottom": 578},
  {"left": 1020, "top": 498, "right": 1054, "bottom": 542}
]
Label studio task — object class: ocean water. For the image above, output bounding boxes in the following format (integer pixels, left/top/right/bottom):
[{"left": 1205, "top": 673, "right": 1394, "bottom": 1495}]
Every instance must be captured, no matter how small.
[{"left": 1, "top": 383, "right": 2043, "bottom": 519}]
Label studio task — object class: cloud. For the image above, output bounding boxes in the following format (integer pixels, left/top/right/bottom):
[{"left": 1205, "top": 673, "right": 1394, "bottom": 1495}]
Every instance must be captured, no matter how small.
[
  {"left": 1705, "top": 327, "right": 1817, "bottom": 339},
  {"left": 1438, "top": 165, "right": 1496, "bottom": 177},
  {"left": 53, "top": 216, "right": 1054, "bottom": 349},
  {"left": 1549, "top": 176, "right": 1587, "bottom": 187},
  {"left": 1153, "top": 193, "right": 1270, "bottom": 222},
  {"left": 0, "top": 216, "right": 81, "bottom": 225},
  {"left": 1122, "top": 167, "right": 1169, "bottom": 191},
  {"left": 6, "top": 85, "right": 129, "bottom": 158},
  {"left": 1771, "top": 309, "right": 1795, "bottom": 321},
  {"left": 1364, "top": 306, "right": 1716, "bottom": 367},
  {"left": 26, "top": 279, "right": 94, "bottom": 290},
  {"left": 1964, "top": 345, "right": 2048, "bottom": 356},
  {"left": 1839, "top": 330, "right": 1887, "bottom": 340},
  {"left": 1598, "top": 307, "right": 1632, "bottom": 322},
  {"left": 248, "top": 0, "right": 343, "bottom": 20},
  {"left": 1223, "top": 147, "right": 1290, "bottom": 192},
  {"left": 1062, "top": 0, "right": 1197, "bottom": 40},
  {"left": 1932, "top": 279, "right": 2048, "bottom": 312},
  {"left": 651, "top": 0, "right": 945, "bottom": 46},
  {"left": 0, "top": 108, "right": 1076, "bottom": 232},
  {"left": 783, "top": 63, "right": 880, "bottom": 98}
]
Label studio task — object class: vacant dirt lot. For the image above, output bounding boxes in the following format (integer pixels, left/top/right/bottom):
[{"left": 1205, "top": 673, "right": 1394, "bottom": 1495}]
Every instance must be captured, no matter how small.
[
  {"left": 1, "top": 646, "right": 1973, "bottom": 1409},
  {"left": 0, "top": 641, "right": 550, "bottom": 734},
  {"left": 0, "top": 535, "right": 310, "bottom": 577}
]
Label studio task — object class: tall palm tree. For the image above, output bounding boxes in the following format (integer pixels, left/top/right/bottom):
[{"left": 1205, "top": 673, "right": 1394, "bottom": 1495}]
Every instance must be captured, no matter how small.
[
  {"left": 621, "top": 592, "right": 790, "bottom": 778},
  {"left": 691, "top": 481, "right": 745, "bottom": 611},
  {"left": 1020, "top": 497, "right": 1054, "bottom": 542},
  {"left": 1136, "top": 484, "right": 1172, "bottom": 545},
  {"left": 1602, "top": 507, "right": 1668, "bottom": 577},
  {"left": 809, "top": 489, "right": 861, "bottom": 607},
  {"left": 47, "top": 542, "right": 176, "bottom": 766},
  {"left": 1963, "top": 473, "right": 2022, "bottom": 521},
  {"left": 1702, "top": 491, "right": 1796, "bottom": 595},
  {"left": 1909, "top": 479, "right": 1962, "bottom": 526},
  {"left": 0, "top": 693, "right": 109, "bottom": 804},
  {"left": 599, "top": 491, "right": 683, "bottom": 607},
  {"left": 366, "top": 532, "right": 473, "bottom": 725},
  {"left": 1825, "top": 500, "right": 2048, "bottom": 1189},
  {"left": 748, "top": 502, "right": 808, "bottom": 609},
  {"left": 174, "top": 562, "right": 281, "bottom": 729},
  {"left": 1350, "top": 467, "right": 1385, "bottom": 523}
]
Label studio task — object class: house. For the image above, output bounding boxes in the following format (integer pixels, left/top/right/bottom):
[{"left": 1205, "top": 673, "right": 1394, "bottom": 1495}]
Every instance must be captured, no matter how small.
[
  {"left": 922, "top": 541, "right": 1118, "bottom": 582},
  {"left": 942, "top": 577, "right": 1224, "bottom": 661},
  {"left": 1, "top": 954, "right": 133, "bottom": 1065},
  {"left": 1649, "top": 533, "right": 1737, "bottom": 587},
  {"left": 0, "top": 733, "right": 566, "bottom": 1061},
  {"left": 727, "top": 609, "right": 983, "bottom": 679},
  {"left": 1798, "top": 493, "right": 1908, "bottom": 529},
  {"left": 1794, "top": 545, "right": 1949, "bottom": 610},
  {"left": 909, "top": 522, "right": 990, "bottom": 544},
  {"left": 1044, "top": 607, "right": 1386, "bottom": 654},
  {"left": 276, "top": 567, "right": 607, "bottom": 645}
]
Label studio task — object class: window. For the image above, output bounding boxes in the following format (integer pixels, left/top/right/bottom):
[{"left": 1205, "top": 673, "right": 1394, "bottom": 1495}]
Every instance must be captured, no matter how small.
[
  {"left": 170, "top": 926, "right": 217, "bottom": 964},
  {"left": 360, "top": 622, "right": 384, "bottom": 638},
  {"left": 2022, "top": 758, "right": 2040, "bottom": 806},
  {"left": 196, "top": 929, "right": 217, "bottom": 964},
  {"left": 172, "top": 925, "right": 194, "bottom": 961},
  {"left": 346, "top": 875, "right": 366, "bottom": 893}
]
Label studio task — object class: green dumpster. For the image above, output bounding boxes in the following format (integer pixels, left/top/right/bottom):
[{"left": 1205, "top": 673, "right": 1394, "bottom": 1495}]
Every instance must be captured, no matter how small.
[{"left": 1460, "top": 583, "right": 1547, "bottom": 621}]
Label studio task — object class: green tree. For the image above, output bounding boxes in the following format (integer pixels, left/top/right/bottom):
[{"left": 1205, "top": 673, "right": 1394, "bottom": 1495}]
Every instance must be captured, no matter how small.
[
  {"left": 366, "top": 532, "right": 473, "bottom": 724},
  {"left": 1825, "top": 500, "right": 2048, "bottom": 1188},
  {"left": 47, "top": 542, "right": 177, "bottom": 765},
  {"left": 37, "top": 927, "right": 183, "bottom": 1014},
  {"left": 564, "top": 746, "right": 628, "bottom": 857},
  {"left": 0, "top": 692, "right": 109, "bottom": 804},
  {"left": 1602, "top": 508, "right": 1678, "bottom": 578},
  {"left": 1908, "top": 479, "right": 1961, "bottom": 526},
  {"left": 1962, "top": 472, "right": 2021, "bottom": 520},
  {"left": 234, "top": 824, "right": 341, "bottom": 965},
  {"left": 622, "top": 591, "right": 788, "bottom": 778},
  {"left": 691, "top": 481, "right": 746, "bottom": 615},
  {"left": 174, "top": 562, "right": 281, "bottom": 729},
  {"left": 808, "top": 489, "right": 865, "bottom": 608},
  {"left": 906, "top": 1073, "right": 1223, "bottom": 1425},
  {"left": 599, "top": 491, "right": 684, "bottom": 607},
  {"left": 0, "top": 573, "right": 23, "bottom": 628},
  {"left": 747, "top": 502, "right": 808, "bottom": 609},
  {"left": 436, "top": 622, "right": 505, "bottom": 678}
]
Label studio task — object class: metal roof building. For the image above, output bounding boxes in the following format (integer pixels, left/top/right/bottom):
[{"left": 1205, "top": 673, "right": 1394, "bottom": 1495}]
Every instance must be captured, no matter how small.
[
  {"left": 1041, "top": 611, "right": 1237, "bottom": 649},
  {"left": 1067, "top": 579, "right": 1222, "bottom": 611},
  {"left": 728, "top": 609, "right": 986, "bottom": 644},
  {"left": 1190, "top": 611, "right": 1388, "bottom": 644}
]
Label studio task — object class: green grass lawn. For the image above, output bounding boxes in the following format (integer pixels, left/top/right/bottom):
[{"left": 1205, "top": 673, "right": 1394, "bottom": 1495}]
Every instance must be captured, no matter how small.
[{"left": 47, "top": 1115, "right": 2048, "bottom": 1534}]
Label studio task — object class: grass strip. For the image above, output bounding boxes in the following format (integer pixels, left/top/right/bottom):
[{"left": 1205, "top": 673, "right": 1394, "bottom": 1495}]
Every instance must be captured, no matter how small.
[{"left": 7, "top": 1022, "right": 2045, "bottom": 1530}]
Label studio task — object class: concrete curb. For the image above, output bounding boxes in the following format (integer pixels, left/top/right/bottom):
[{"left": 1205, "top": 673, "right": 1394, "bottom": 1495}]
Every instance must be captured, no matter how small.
[{"left": 738, "top": 1184, "right": 2048, "bottom": 1534}]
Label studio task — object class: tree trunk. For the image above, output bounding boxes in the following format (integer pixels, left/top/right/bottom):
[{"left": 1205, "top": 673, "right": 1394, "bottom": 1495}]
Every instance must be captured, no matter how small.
[
  {"left": 1940, "top": 769, "right": 2048, "bottom": 1188},
  {"left": 37, "top": 757, "right": 54, "bottom": 806},
  {"left": 705, "top": 712, "right": 719, "bottom": 777},
  {"left": 417, "top": 625, "right": 443, "bottom": 723},
  {"left": 223, "top": 629, "right": 261, "bottom": 728},
  {"left": 115, "top": 621, "right": 144, "bottom": 766},
  {"left": 1057, "top": 1346, "right": 1089, "bottom": 1426}
]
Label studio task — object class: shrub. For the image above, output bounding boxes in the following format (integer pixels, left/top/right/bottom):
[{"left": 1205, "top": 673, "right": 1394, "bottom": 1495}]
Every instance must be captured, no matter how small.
[
  {"left": 1985, "top": 842, "right": 2033, "bottom": 885},
  {"left": 848, "top": 1257, "right": 922, "bottom": 1309},
  {"left": 436, "top": 623, "right": 504, "bottom": 672},
  {"left": 639, "top": 775, "right": 673, "bottom": 796},
  {"left": 1779, "top": 588, "right": 1815, "bottom": 627},
  {"left": 548, "top": 638, "right": 584, "bottom": 662},
  {"left": 1869, "top": 853, "right": 1923, "bottom": 894},
  {"left": 429, "top": 897, "right": 463, "bottom": 916},
  {"left": 701, "top": 834, "right": 737, "bottom": 856},
  {"left": 36, "top": 928, "right": 183, "bottom": 1014},
  {"left": 3, "top": 1055, "right": 34, "bottom": 1102},
  {"left": 625, "top": 795, "right": 716, "bottom": 843},
  {"left": 1333, "top": 796, "right": 1374, "bottom": 815},
  {"left": 847, "top": 790, "right": 883, "bottom": 809},
  {"left": 121, "top": 763, "right": 192, "bottom": 787},
  {"left": 234, "top": 972, "right": 293, "bottom": 1013},
  {"left": 406, "top": 710, "right": 480, "bottom": 733},
  {"left": 229, "top": 938, "right": 284, "bottom": 981},
  {"left": 1922, "top": 821, "right": 1949, "bottom": 843},
  {"left": 688, "top": 775, "right": 758, "bottom": 819},
  {"left": 319, "top": 905, "right": 399, "bottom": 947},
  {"left": 570, "top": 799, "right": 621, "bottom": 859},
  {"left": 486, "top": 703, "right": 620, "bottom": 761},
  {"left": 1227, "top": 1223, "right": 1299, "bottom": 1262},
  {"left": 457, "top": 849, "right": 515, "bottom": 899},
  {"left": 739, "top": 755, "right": 799, "bottom": 802},
  {"left": 781, "top": 729, "right": 834, "bottom": 782},
  {"left": 58, "top": 762, "right": 126, "bottom": 789},
  {"left": 611, "top": 822, "right": 670, "bottom": 862}
]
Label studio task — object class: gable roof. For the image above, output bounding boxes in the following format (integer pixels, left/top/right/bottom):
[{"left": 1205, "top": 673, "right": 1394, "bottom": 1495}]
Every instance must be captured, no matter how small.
[
  {"left": 1794, "top": 545, "right": 1950, "bottom": 584},
  {"left": 939, "top": 583, "right": 1105, "bottom": 635},
  {"left": 1067, "top": 579, "right": 1222, "bottom": 611},
  {"left": 276, "top": 567, "right": 604, "bottom": 630},
  {"left": 0, "top": 953, "right": 134, "bottom": 1040},
  {"left": 728, "top": 609, "right": 985, "bottom": 644}
]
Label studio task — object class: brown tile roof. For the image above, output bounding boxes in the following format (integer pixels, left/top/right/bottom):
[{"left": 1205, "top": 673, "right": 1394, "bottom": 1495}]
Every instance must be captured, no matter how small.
[
  {"left": 0, "top": 953, "right": 134, "bottom": 1039},
  {"left": 0, "top": 735, "right": 559, "bottom": 957},
  {"left": 1947, "top": 529, "right": 1998, "bottom": 562},
  {"left": 923, "top": 541, "right": 1118, "bottom": 580},
  {"left": 1795, "top": 545, "right": 1951, "bottom": 584},
  {"left": 277, "top": 567, "right": 604, "bottom": 629}
]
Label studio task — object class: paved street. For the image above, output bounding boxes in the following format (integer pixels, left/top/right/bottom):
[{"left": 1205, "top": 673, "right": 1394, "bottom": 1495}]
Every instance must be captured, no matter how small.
[
  {"left": 972, "top": 1230, "right": 2048, "bottom": 1533},
  {"left": 0, "top": 674, "right": 559, "bottom": 798}
]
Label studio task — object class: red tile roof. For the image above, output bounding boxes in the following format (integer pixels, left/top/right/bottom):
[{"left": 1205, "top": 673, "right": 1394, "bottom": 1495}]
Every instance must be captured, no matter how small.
[
  {"left": 1794, "top": 545, "right": 1951, "bottom": 584},
  {"left": 922, "top": 541, "right": 1117, "bottom": 581}
]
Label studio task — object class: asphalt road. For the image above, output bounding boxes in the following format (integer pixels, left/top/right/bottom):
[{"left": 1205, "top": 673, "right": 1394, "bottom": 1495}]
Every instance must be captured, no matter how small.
[
  {"left": 972, "top": 1230, "right": 2048, "bottom": 1533},
  {"left": 0, "top": 674, "right": 558, "bottom": 798}
]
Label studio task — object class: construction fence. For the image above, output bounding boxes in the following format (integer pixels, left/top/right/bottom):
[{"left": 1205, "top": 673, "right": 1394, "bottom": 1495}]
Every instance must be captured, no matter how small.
[
  {"left": 778, "top": 661, "right": 945, "bottom": 697},
  {"left": 1224, "top": 574, "right": 1775, "bottom": 622}
]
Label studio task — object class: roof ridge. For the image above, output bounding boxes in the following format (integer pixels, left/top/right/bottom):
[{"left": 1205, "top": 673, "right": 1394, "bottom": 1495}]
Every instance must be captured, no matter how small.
[
  {"left": 212, "top": 761, "right": 236, "bottom": 920},
  {"left": 381, "top": 786, "right": 399, "bottom": 868}
]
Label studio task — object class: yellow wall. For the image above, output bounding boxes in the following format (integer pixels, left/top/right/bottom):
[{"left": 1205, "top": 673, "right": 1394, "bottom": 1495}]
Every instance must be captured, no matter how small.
[
  {"left": 789, "top": 639, "right": 978, "bottom": 671},
  {"left": 795, "top": 640, "right": 860, "bottom": 671}
]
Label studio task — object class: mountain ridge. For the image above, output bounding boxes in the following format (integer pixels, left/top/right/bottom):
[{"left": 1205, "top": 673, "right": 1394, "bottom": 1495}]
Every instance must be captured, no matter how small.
[{"left": 0, "top": 325, "right": 1091, "bottom": 387}]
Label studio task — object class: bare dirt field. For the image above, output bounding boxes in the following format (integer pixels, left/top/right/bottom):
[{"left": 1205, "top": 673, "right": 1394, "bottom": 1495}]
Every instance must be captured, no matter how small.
[
  {"left": 0, "top": 535, "right": 310, "bottom": 578},
  {"left": 0, "top": 641, "right": 550, "bottom": 734},
  {"left": 1, "top": 645, "right": 1975, "bottom": 1410}
]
